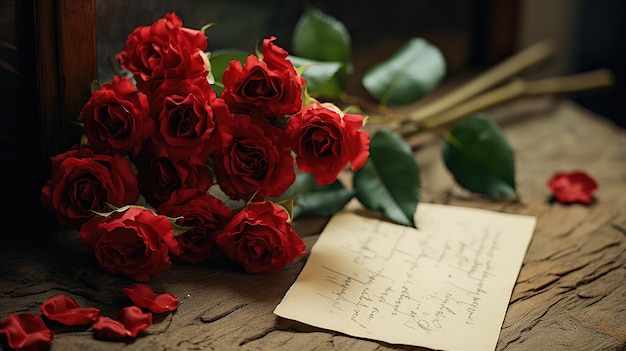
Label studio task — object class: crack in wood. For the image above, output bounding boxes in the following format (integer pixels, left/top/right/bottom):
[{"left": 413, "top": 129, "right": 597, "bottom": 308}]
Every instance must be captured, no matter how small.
[
  {"left": 238, "top": 327, "right": 280, "bottom": 347},
  {"left": 576, "top": 257, "right": 625, "bottom": 286},
  {"left": 199, "top": 303, "right": 249, "bottom": 323},
  {"left": 611, "top": 223, "right": 626, "bottom": 236},
  {"left": 539, "top": 244, "right": 579, "bottom": 262},
  {"left": 500, "top": 298, "right": 562, "bottom": 350}
]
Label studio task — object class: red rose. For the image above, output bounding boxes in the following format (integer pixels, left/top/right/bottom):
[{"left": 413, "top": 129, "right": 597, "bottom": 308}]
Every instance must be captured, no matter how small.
[
  {"left": 157, "top": 189, "right": 233, "bottom": 263},
  {"left": 216, "top": 201, "right": 306, "bottom": 273},
  {"left": 92, "top": 306, "right": 152, "bottom": 339},
  {"left": 78, "top": 75, "right": 153, "bottom": 155},
  {"left": 134, "top": 142, "right": 214, "bottom": 207},
  {"left": 286, "top": 102, "right": 370, "bottom": 185},
  {"left": 79, "top": 206, "right": 179, "bottom": 282},
  {"left": 40, "top": 145, "right": 139, "bottom": 229},
  {"left": 0, "top": 313, "right": 53, "bottom": 351},
  {"left": 221, "top": 36, "right": 305, "bottom": 117},
  {"left": 548, "top": 171, "right": 598, "bottom": 204},
  {"left": 149, "top": 77, "right": 233, "bottom": 164},
  {"left": 40, "top": 294, "right": 100, "bottom": 326},
  {"left": 121, "top": 283, "right": 179, "bottom": 314},
  {"left": 116, "top": 12, "right": 209, "bottom": 91},
  {"left": 212, "top": 114, "right": 295, "bottom": 201}
]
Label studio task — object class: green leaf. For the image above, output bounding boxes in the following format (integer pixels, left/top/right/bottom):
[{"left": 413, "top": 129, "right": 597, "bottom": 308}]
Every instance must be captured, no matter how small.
[
  {"left": 273, "top": 171, "right": 354, "bottom": 219},
  {"left": 362, "top": 38, "right": 446, "bottom": 106},
  {"left": 442, "top": 113, "right": 516, "bottom": 197},
  {"left": 171, "top": 219, "right": 194, "bottom": 237},
  {"left": 208, "top": 49, "right": 249, "bottom": 95},
  {"left": 273, "top": 197, "right": 295, "bottom": 223},
  {"left": 288, "top": 55, "right": 343, "bottom": 97},
  {"left": 291, "top": 7, "right": 352, "bottom": 99},
  {"left": 354, "top": 129, "right": 421, "bottom": 227},
  {"left": 292, "top": 7, "right": 351, "bottom": 64}
]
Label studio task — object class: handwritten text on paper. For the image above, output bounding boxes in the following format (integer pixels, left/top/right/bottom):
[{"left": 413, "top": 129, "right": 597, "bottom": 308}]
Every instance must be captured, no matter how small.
[{"left": 274, "top": 203, "right": 536, "bottom": 351}]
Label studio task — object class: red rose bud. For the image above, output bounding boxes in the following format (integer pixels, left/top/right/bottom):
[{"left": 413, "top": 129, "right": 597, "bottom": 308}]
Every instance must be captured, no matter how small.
[
  {"left": 0, "top": 313, "right": 54, "bottom": 351},
  {"left": 79, "top": 206, "right": 179, "bottom": 282},
  {"left": 548, "top": 171, "right": 598, "bottom": 205},
  {"left": 78, "top": 75, "right": 153, "bottom": 155},
  {"left": 286, "top": 102, "right": 370, "bottom": 185},
  {"left": 40, "top": 294, "right": 100, "bottom": 326},
  {"left": 217, "top": 201, "right": 306, "bottom": 273},
  {"left": 122, "top": 283, "right": 179, "bottom": 314},
  {"left": 92, "top": 306, "right": 152, "bottom": 339},
  {"left": 221, "top": 36, "right": 305, "bottom": 117}
]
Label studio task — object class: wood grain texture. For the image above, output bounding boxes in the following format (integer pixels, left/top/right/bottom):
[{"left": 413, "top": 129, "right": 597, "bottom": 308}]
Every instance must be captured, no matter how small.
[{"left": 1, "top": 98, "right": 624, "bottom": 351}]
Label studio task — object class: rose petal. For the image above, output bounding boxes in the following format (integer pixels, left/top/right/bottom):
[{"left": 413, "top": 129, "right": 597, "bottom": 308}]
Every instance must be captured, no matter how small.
[
  {"left": 548, "top": 171, "right": 598, "bottom": 204},
  {"left": 0, "top": 313, "right": 54, "bottom": 351},
  {"left": 115, "top": 306, "right": 152, "bottom": 338},
  {"left": 122, "top": 283, "right": 179, "bottom": 313},
  {"left": 92, "top": 306, "right": 152, "bottom": 340},
  {"left": 40, "top": 294, "right": 100, "bottom": 326},
  {"left": 92, "top": 316, "right": 130, "bottom": 339}
]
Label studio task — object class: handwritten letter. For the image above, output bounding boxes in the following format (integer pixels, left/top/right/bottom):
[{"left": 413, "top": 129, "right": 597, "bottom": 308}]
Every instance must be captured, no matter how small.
[{"left": 274, "top": 203, "right": 536, "bottom": 351}]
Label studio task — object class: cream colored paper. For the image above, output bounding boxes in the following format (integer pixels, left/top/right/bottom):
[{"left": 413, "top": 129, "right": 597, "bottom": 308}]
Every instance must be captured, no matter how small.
[{"left": 274, "top": 203, "right": 536, "bottom": 351}]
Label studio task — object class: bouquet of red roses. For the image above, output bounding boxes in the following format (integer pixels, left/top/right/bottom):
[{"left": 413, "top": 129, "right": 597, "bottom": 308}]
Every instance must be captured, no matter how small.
[{"left": 40, "top": 13, "right": 370, "bottom": 281}]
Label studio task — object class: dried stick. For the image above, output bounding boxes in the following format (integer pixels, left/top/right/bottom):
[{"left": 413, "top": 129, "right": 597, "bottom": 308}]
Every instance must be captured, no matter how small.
[
  {"left": 416, "top": 69, "right": 614, "bottom": 130},
  {"left": 406, "top": 41, "right": 554, "bottom": 123}
]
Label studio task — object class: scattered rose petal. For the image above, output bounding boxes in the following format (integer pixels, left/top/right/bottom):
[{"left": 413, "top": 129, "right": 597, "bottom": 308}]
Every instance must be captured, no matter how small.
[
  {"left": 0, "top": 313, "right": 54, "bottom": 351},
  {"left": 92, "top": 306, "right": 152, "bottom": 339},
  {"left": 122, "top": 283, "right": 179, "bottom": 313},
  {"left": 40, "top": 294, "right": 100, "bottom": 326},
  {"left": 116, "top": 306, "right": 153, "bottom": 337},
  {"left": 548, "top": 171, "right": 598, "bottom": 204},
  {"left": 92, "top": 317, "right": 129, "bottom": 339}
]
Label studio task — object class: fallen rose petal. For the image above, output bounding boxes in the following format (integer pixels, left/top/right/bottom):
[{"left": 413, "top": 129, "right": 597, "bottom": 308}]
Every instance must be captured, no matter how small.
[
  {"left": 92, "top": 316, "right": 130, "bottom": 339},
  {"left": 0, "top": 313, "right": 54, "bottom": 351},
  {"left": 115, "top": 306, "right": 152, "bottom": 338},
  {"left": 40, "top": 294, "right": 100, "bottom": 326},
  {"left": 122, "top": 283, "right": 179, "bottom": 313},
  {"left": 548, "top": 171, "right": 598, "bottom": 204},
  {"left": 92, "top": 306, "right": 152, "bottom": 339}
]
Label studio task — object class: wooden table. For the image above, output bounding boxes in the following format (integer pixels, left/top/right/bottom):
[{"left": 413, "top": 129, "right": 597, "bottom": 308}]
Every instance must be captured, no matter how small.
[{"left": 2, "top": 97, "right": 625, "bottom": 350}]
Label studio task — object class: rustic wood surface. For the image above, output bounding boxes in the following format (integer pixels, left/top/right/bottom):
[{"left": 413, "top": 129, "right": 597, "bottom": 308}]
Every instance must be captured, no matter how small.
[{"left": 2, "top": 97, "right": 625, "bottom": 351}]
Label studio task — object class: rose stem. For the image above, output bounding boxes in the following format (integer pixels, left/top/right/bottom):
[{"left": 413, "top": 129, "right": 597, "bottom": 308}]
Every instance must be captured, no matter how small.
[
  {"left": 402, "top": 68, "right": 614, "bottom": 140},
  {"left": 387, "top": 40, "right": 553, "bottom": 133}
]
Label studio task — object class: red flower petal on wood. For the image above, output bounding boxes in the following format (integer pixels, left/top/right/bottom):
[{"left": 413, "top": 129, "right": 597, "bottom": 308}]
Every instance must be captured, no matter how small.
[
  {"left": 122, "top": 283, "right": 179, "bottom": 313},
  {"left": 548, "top": 171, "right": 598, "bottom": 204},
  {"left": 40, "top": 294, "right": 100, "bottom": 326},
  {"left": 116, "top": 306, "right": 153, "bottom": 338},
  {"left": 92, "top": 316, "right": 130, "bottom": 339},
  {"left": 0, "top": 313, "right": 54, "bottom": 351},
  {"left": 92, "top": 306, "right": 152, "bottom": 339}
]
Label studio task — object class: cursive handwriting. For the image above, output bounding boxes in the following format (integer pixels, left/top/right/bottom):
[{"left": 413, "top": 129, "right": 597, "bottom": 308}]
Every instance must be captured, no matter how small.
[
  {"left": 315, "top": 220, "right": 504, "bottom": 333},
  {"left": 274, "top": 205, "right": 536, "bottom": 351}
]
